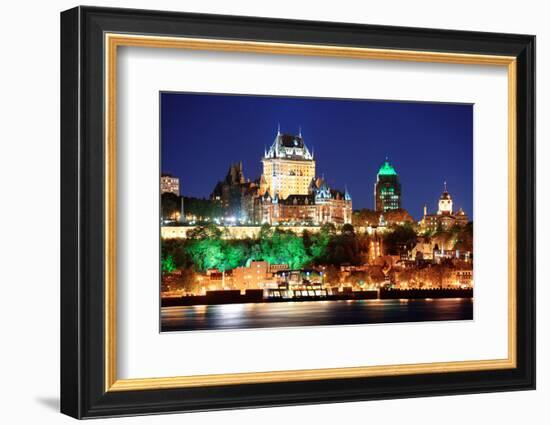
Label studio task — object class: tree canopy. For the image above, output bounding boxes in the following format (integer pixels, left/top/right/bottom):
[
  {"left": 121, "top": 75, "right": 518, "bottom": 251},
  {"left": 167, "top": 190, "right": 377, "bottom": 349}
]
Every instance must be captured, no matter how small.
[{"left": 383, "top": 224, "right": 418, "bottom": 255}]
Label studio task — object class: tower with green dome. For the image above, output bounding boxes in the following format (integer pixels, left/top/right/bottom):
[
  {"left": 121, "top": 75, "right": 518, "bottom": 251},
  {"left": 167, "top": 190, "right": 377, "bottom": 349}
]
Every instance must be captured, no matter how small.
[{"left": 374, "top": 158, "right": 401, "bottom": 212}]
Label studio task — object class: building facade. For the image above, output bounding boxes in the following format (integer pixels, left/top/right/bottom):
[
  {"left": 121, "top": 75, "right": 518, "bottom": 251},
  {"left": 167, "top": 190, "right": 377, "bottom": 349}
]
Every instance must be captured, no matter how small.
[
  {"left": 374, "top": 159, "right": 402, "bottom": 212},
  {"left": 210, "top": 162, "right": 257, "bottom": 219},
  {"left": 261, "top": 127, "right": 315, "bottom": 200},
  {"left": 254, "top": 179, "right": 352, "bottom": 225},
  {"left": 160, "top": 174, "right": 180, "bottom": 196},
  {"left": 210, "top": 127, "right": 352, "bottom": 226},
  {"left": 419, "top": 183, "right": 470, "bottom": 232}
]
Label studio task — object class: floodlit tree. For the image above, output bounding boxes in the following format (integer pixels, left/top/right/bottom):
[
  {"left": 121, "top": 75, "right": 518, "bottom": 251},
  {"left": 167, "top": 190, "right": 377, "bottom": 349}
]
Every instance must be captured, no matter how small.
[
  {"left": 161, "top": 254, "right": 176, "bottom": 273},
  {"left": 259, "top": 229, "right": 310, "bottom": 270}
]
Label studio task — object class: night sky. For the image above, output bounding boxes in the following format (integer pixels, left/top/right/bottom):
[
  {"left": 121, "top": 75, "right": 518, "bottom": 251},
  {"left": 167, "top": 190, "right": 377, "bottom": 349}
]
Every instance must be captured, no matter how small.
[{"left": 161, "top": 92, "right": 473, "bottom": 221}]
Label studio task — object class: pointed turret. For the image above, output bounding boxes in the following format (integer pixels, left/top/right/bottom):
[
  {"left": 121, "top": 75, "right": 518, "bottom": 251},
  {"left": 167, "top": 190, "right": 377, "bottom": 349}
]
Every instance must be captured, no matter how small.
[
  {"left": 308, "top": 177, "right": 318, "bottom": 194},
  {"left": 344, "top": 185, "right": 352, "bottom": 201}
]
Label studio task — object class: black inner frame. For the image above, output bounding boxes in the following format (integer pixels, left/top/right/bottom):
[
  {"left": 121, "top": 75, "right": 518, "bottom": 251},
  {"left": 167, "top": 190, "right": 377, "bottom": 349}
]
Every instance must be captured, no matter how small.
[{"left": 60, "top": 6, "right": 535, "bottom": 419}]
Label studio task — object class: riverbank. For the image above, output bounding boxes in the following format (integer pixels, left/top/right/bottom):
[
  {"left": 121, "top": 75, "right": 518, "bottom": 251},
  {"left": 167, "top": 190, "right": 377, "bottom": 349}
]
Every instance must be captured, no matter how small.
[{"left": 161, "top": 288, "right": 473, "bottom": 307}]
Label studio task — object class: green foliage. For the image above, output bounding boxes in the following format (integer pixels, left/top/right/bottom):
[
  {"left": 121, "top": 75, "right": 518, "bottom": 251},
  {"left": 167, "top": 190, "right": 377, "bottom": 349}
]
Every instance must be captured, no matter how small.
[
  {"left": 308, "top": 227, "right": 331, "bottom": 259},
  {"left": 185, "top": 229, "right": 245, "bottom": 271},
  {"left": 161, "top": 220, "right": 420, "bottom": 275},
  {"left": 258, "top": 229, "right": 311, "bottom": 269},
  {"left": 161, "top": 254, "right": 176, "bottom": 273}
]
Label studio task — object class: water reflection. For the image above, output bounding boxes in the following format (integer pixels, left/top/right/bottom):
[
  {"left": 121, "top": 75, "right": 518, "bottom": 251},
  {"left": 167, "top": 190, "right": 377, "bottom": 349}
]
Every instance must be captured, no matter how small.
[{"left": 161, "top": 298, "right": 473, "bottom": 332}]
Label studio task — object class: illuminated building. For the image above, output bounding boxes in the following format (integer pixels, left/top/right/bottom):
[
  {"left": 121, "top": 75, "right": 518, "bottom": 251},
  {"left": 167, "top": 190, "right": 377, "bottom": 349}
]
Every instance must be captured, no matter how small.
[
  {"left": 262, "top": 125, "right": 315, "bottom": 200},
  {"left": 231, "top": 261, "right": 289, "bottom": 290},
  {"left": 454, "top": 269, "right": 473, "bottom": 288},
  {"left": 374, "top": 159, "right": 401, "bottom": 212},
  {"left": 438, "top": 181, "right": 453, "bottom": 214},
  {"left": 255, "top": 178, "right": 352, "bottom": 225},
  {"left": 160, "top": 173, "right": 180, "bottom": 196},
  {"left": 232, "top": 261, "right": 271, "bottom": 290},
  {"left": 369, "top": 231, "right": 384, "bottom": 263},
  {"left": 419, "top": 182, "right": 469, "bottom": 232},
  {"left": 210, "top": 127, "right": 352, "bottom": 225}
]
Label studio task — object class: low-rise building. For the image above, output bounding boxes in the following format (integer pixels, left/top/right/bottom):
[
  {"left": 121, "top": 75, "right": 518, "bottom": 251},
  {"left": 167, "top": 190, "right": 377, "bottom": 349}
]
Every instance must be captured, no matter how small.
[{"left": 161, "top": 173, "right": 180, "bottom": 196}]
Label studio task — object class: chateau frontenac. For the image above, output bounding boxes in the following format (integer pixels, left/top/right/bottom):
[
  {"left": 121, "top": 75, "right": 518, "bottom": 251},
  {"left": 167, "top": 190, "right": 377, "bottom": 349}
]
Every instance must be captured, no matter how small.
[{"left": 210, "top": 127, "right": 352, "bottom": 225}]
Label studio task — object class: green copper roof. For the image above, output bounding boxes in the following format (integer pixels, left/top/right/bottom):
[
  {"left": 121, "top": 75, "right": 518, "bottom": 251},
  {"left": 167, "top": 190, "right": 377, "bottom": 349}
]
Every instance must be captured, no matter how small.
[{"left": 378, "top": 161, "right": 397, "bottom": 176}]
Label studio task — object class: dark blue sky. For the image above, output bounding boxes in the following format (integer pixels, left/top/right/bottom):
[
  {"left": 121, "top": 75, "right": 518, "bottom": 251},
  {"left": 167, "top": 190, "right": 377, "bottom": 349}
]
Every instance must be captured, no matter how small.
[{"left": 161, "top": 92, "right": 473, "bottom": 220}]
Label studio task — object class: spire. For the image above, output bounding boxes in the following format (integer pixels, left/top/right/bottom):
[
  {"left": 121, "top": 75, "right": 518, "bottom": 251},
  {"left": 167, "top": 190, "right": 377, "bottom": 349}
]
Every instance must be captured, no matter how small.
[
  {"left": 298, "top": 125, "right": 302, "bottom": 137},
  {"left": 344, "top": 185, "right": 352, "bottom": 201},
  {"left": 277, "top": 123, "right": 281, "bottom": 135},
  {"left": 444, "top": 181, "right": 447, "bottom": 192}
]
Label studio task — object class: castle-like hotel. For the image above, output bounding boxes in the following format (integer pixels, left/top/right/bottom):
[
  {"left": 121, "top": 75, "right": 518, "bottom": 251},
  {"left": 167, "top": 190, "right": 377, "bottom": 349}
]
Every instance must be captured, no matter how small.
[{"left": 211, "top": 127, "right": 352, "bottom": 225}]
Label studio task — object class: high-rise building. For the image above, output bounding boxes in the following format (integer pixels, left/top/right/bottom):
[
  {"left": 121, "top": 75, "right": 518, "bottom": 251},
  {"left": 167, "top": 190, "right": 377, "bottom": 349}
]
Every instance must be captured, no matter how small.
[
  {"left": 374, "top": 159, "right": 401, "bottom": 212},
  {"left": 262, "top": 126, "right": 315, "bottom": 200},
  {"left": 160, "top": 173, "right": 180, "bottom": 196}
]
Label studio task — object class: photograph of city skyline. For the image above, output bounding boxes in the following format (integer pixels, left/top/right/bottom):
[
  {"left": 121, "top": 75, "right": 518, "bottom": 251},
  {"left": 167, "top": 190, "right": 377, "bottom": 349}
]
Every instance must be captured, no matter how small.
[{"left": 160, "top": 92, "right": 474, "bottom": 332}]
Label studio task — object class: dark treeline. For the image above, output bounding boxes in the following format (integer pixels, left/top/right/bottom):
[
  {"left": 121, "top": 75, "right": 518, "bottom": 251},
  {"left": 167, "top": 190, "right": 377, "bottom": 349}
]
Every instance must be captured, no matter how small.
[{"left": 161, "top": 192, "right": 222, "bottom": 221}]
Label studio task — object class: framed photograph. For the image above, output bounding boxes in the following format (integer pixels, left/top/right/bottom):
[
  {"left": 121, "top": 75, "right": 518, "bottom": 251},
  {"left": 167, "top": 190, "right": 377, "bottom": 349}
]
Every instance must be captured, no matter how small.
[{"left": 60, "top": 6, "right": 535, "bottom": 419}]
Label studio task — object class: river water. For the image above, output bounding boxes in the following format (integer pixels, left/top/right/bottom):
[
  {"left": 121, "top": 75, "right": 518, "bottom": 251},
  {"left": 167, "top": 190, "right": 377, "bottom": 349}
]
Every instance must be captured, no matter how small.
[{"left": 161, "top": 298, "right": 473, "bottom": 332}]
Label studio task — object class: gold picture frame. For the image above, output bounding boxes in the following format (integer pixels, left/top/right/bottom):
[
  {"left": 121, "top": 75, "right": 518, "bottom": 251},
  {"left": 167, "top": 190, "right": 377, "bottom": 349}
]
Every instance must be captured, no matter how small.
[{"left": 104, "top": 34, "right": 517, "bottom": 392}]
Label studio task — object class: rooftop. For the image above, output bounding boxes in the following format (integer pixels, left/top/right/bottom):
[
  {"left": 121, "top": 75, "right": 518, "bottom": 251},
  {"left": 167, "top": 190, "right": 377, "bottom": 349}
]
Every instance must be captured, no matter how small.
[{"left": 377, "top": 160, "right": 398, "bottom": 176}]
